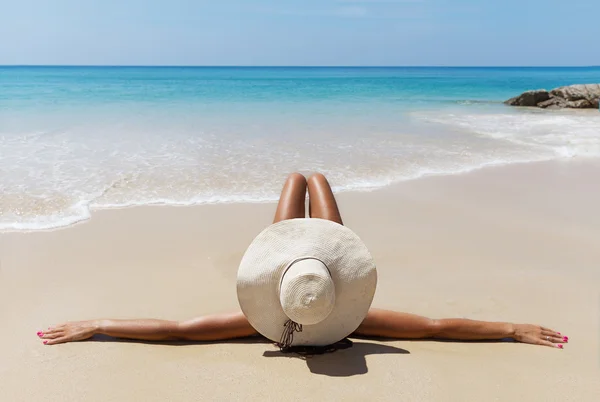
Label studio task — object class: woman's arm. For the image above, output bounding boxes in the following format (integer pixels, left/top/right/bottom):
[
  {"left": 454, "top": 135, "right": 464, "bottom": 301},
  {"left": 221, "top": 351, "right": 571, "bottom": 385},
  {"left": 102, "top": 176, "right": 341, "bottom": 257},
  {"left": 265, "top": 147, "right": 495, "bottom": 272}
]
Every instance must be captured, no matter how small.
[
  {"left": 354, "top": 309, "right": 567, "bottom": 348},
  {"left": 38, "top": 312, "right": 257, "bottom": 345},
  {"left": 39, "top": 309, "right": 568, "bottom": 349}
]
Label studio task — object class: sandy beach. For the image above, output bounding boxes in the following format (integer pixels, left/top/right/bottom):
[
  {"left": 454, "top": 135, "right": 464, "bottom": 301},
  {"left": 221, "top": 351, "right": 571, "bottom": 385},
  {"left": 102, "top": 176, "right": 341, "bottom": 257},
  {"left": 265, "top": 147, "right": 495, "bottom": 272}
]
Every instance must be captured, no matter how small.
[{"left": 1, "top": 159, "right": 600, "bottom": 401}]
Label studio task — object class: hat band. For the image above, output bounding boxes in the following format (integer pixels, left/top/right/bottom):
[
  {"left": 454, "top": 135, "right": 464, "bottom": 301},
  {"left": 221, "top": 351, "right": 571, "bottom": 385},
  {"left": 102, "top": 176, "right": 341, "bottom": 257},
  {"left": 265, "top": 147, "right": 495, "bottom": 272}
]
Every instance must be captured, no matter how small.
[{"left": 278, "top": 256, "right": 332, "bottom": 289}]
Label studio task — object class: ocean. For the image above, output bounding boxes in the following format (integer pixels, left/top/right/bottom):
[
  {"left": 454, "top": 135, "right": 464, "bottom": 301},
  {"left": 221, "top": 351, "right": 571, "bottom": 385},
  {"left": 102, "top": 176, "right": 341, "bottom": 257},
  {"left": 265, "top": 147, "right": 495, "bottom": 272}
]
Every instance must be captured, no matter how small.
[{"left": 2, "top": 66, "right": 600, "bottom": 231}]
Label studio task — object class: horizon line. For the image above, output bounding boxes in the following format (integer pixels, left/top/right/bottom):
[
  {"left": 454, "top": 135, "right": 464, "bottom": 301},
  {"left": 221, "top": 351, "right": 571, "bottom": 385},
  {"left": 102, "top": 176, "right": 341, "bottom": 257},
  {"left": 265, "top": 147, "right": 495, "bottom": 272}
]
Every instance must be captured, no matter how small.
[{"left": 1, "top": 64, "right": 599, "bottom": 68}]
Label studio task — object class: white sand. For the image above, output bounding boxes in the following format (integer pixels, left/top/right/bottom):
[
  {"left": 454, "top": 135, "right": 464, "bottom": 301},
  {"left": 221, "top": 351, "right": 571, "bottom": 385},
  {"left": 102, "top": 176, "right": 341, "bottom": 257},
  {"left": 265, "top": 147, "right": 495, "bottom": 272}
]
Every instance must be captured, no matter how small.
[{"left": 1, "top": 160, "right": 600, "bottom": 401}]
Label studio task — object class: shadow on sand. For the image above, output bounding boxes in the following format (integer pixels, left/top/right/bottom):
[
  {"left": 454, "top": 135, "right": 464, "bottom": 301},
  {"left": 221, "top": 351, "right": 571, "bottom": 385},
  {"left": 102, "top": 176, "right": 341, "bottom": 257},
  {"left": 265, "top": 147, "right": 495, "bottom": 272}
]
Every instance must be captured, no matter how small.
[{"left": 263, "top": 340, "right": 410, "bottom": 377}]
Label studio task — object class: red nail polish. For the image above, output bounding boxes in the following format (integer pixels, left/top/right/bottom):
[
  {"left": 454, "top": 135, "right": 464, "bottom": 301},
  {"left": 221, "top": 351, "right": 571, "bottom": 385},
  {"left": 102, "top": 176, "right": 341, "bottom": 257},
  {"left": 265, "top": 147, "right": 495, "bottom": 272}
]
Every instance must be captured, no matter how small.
[
  {"left": 557, "top": 344, "right": 563, "bottom": 349},
  {"left": 36, "top": 331, "right": 43, "bottom": 337},
  {"left": 563, "top": 336, "right": 568, "bottom": 342},
  {"left": 557, "top": 332, "right": 561, "bottom": 335},
  {"left": 43, "top": 340, "right": 48, "bottom": 345}
]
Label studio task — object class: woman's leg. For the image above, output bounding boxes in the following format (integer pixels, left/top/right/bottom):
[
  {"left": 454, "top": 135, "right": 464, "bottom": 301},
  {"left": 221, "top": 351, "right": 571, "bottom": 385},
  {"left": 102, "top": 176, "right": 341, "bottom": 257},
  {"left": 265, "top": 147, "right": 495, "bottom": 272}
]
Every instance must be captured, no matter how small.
[
  {"left": 307, "top": 173, "right": 343, "bottom": 225},
  {"left": 273, "top": 173, "right": 308, "bottom": 223}
]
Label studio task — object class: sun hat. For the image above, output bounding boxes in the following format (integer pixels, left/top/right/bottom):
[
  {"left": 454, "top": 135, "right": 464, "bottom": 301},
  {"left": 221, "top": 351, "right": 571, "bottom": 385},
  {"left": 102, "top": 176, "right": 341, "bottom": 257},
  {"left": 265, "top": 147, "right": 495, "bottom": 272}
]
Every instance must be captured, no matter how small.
[{"left": 236, "top": 218, "right": 377, "bottom": 348}]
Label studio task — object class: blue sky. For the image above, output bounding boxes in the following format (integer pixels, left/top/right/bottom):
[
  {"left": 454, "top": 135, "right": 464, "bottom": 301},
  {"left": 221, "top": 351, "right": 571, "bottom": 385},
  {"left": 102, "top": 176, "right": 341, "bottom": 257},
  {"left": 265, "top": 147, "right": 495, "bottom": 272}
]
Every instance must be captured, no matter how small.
[{"left": 0, "top": 0, "right": 598, "bottom": 66}]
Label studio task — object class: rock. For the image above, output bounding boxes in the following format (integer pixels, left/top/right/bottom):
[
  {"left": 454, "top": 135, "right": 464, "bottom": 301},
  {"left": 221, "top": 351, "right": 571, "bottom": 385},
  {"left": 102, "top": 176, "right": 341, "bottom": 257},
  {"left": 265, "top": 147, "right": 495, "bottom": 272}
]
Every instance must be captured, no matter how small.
[
  {"left": 504, "top": 90, "right": 550, "bottom": 106},
  {"left": 567, "top": 99, "right": 594, "bottom": 108},
  {"left": 537, "top": 97, "right": 567, "bottom": 109},
  {"left": 550, "top": 84, "right": 600, "bottom": 102},
  {"left": 506, "top": 83, "right": 600, "bottom": 109}
]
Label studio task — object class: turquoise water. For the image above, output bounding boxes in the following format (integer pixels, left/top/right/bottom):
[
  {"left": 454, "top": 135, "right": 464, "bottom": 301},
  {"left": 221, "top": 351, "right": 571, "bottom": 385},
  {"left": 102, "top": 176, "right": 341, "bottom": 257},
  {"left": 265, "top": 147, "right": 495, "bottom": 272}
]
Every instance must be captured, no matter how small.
[
  {"left": 3, "top": 66, "right": 600, "bottom": 107},
  {"left": 2, "top": 67, "right": 600, "bottom": 231}
]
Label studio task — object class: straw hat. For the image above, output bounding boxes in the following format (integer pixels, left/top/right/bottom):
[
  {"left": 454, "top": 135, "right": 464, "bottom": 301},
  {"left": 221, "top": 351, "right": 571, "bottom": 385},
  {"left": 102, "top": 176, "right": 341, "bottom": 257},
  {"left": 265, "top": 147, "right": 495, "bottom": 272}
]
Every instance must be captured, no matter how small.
[{"left": 236, "top": 218, "right": 377, "bottom": 347}]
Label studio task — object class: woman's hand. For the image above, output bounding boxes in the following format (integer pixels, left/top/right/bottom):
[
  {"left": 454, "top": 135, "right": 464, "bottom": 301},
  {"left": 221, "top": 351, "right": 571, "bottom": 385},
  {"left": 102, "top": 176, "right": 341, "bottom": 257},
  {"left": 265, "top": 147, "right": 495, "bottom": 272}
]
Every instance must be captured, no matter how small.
[
  {"left": 512, "top": 324, "right": 568, "bottom": 348},
  {"left": 37, "top": 321, "right": 99, "bottom": 345}
]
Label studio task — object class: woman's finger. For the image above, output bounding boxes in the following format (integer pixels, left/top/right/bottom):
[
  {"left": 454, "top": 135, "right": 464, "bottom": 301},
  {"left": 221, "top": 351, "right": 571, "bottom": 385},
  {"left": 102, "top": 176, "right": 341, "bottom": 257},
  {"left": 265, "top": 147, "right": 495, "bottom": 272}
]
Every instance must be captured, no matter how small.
[
  {"left": 541, "top": 327, "right": 562, "bottom": 335},
  {"left": 553, "top": 335, "right": 568, "bottom": 343},
  {"left": 541, "top": 335, "right": 564, "bottom": 344},
  {"left": 44, "top": 336, "right": 70, "bottom": 346},
  {"left": 538, "top": 339, "right": 563, "bottom": 349},
  {"left": 41, "top": 330, "right": 64, "bottom": 340},
  {"left": 38, "top": 325, "right": 65, "bottom": 336}
]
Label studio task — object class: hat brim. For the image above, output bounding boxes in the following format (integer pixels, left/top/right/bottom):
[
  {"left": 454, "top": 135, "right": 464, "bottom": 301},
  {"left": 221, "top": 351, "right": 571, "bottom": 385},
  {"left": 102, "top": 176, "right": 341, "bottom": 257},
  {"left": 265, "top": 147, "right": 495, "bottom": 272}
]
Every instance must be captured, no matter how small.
[{"left": 237, "top": 218, "right": 377, "bottom": 346}]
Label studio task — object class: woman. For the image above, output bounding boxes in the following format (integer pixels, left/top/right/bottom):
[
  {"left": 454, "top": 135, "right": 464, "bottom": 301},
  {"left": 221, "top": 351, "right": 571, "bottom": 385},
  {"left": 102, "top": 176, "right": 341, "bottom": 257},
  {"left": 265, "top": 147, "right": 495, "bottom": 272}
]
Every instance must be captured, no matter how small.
[{"left": 37, "top": 173, "right": 567, "bottom": 349}]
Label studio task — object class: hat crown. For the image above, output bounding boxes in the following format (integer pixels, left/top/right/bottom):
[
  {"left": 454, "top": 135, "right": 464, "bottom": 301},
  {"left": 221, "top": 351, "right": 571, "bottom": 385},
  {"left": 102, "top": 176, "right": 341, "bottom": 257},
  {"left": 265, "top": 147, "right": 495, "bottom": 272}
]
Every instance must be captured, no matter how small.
[{"left": 279, "top": 258, "right": 335, "bottom": 326}]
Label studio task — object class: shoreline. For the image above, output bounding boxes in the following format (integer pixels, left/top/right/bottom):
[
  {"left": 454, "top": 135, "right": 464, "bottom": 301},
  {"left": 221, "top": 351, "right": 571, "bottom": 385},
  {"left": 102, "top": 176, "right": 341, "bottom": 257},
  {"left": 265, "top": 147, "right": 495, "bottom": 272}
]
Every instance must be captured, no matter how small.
[{"left": 2, "top": 156, "right": 590, "bottom": 233}]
